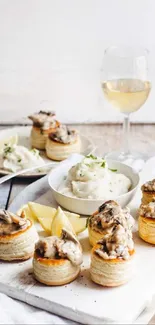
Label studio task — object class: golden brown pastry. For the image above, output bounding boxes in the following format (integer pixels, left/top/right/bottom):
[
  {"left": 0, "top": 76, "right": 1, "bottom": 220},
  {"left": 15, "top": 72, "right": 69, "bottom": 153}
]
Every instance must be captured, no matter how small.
[
  {"left": 0, "top": 209, "right": 38, "bottom": 261},
  {"left": 45, "top": 124, "right": 81, "bottom": 161},
  {"left": 33, "top": 229, "right": 83, "bottom": 286},
  {"left": 88, "top": 200, "right": 134, "bottom": 246},
  {"left": 141, "top": 179, "right": 155, "bottom": 205},
  {"left": 138, "top": 202, "right": 155, "bottom": 244},
  {"left": 29, "top": 111, "right": 60, "bottom": 150},
  {"left": 90, "top": 224, "right": 135, "bottom": 287}
]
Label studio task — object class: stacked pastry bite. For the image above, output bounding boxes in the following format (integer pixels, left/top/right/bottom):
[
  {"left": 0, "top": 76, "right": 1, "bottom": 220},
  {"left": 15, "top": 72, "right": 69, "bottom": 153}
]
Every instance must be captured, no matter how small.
[
  {"left": 29, "top": 111, "right": 81, "bottom": 160},
  {"left": 88, "top": 200, "right": 134, "bottom": 246},
  {"left": 139, "top": 179, "right": 155, "bottom": 244},
  {"left": 89, "top": 200, "right": 135, "bottom": 287},
  {"left": 141, "top": 179, "right": 155, "bottom": 205}
]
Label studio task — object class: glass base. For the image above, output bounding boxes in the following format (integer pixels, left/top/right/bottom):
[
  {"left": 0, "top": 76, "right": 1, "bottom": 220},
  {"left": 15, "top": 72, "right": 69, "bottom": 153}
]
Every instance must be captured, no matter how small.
[{"left": 105, "top": 151, "right": 150, "bottom": 172}]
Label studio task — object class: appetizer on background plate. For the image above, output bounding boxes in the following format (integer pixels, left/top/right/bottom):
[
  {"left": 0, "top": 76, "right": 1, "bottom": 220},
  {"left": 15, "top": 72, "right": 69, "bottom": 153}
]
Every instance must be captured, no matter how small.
[
  {"left": 46, "top": 124, "right": 81, "bottom": 161},
  {"left": 29, "top": 110, "right": 60, "bottom": 150},
  {"left": 0, "top": 145, "right": 44, "bottom": 173}
]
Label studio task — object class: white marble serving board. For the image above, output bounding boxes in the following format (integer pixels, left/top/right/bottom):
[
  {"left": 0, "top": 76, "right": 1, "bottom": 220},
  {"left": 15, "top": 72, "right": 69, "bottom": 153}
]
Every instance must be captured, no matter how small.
[{"left": 2, "top": 156, "right": 155, "bottom": 324}]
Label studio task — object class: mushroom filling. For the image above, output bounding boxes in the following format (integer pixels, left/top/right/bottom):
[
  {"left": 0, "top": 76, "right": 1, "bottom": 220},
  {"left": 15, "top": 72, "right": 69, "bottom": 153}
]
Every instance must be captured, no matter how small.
[
  {"left": 95, "top": 224, "right": 134, "bottom": 260},
  {"left": 49, "top": 125, "right": 78, "bottom": 144},
  {"left": 35, "top": 229, "right": 83, "bottom": 266},
  {"left": 139, "top": 202, "right": 155, "bottom": 218},
  {"left": 141, "top": 179, "right": 155, "bottom": 192},
  {"left": 0, "top": 209, "right": 29, "bottom": 235},
  {"left": 29, "top": 111, "right": 56, "bottom": 130},
  {"left": 89, "top": 200, "right": 134, "bottom": 235}
]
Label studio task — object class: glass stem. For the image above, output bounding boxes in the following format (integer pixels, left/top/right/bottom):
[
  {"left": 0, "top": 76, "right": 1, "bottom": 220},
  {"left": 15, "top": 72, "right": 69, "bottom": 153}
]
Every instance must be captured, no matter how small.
[{"left": 122, "top": 115, "right": 130, "bottom": 155}]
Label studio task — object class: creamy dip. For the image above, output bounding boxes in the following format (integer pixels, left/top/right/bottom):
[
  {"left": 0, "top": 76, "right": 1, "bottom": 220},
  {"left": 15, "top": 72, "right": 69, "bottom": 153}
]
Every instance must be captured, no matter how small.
[
  {"left": 35, "top": 229, "right": 83, "bottom": 266},
  {"left": 0, "top": 145, "right": 44, "bottom": 172},
  {"left": 58, "top": 155, "right": 131, "bottom": 199}
]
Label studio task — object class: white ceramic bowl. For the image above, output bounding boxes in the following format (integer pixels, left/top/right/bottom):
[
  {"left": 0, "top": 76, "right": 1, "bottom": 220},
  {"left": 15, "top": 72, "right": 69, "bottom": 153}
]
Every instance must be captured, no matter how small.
[{"left": 48, "top": 154, "right": 140, "bottom": 215}]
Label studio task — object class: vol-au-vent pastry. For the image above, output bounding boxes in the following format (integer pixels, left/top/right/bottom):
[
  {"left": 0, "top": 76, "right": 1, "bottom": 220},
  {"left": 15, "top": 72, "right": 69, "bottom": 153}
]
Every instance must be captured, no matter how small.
[
  {"left": 29, "top": 110, "right": 60, "bottom": 150},
  {"left": 0, "top": 209, "right": 38, "bottom": 261},
  {"left": 88, "top": 200, "right": 134, "bottom": 246},
  {"left": 138, "top": 202, "right": 155, "bottom": 244},
  {"left": 45, "top": 124, "right": 81, "bottom": 161},
  {"left": 141, "top": 179, "right": 155, "bottom": 205},
  {"left": 33, "top": 229, "right": 83, "bottom": 285},
  {"left": 90, "top": 224, "right": 135, "bottom": 287}
]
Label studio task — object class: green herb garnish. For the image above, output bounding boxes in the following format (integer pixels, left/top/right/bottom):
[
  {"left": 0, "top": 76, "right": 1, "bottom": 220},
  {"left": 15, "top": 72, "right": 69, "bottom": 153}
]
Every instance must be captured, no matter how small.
[
  {"left": 3, "top": 146, "right": 13, "bottom": 157},
  {"left": 17, "top": 158, "right": 22, "bottom": 163},
  {"left": 109, "top": 168, "right": 117, "bottom": 172},
  {"left": 31, "top": 148, "right": 39, "bottom": 156},
  {"left": 86, "top": 154, "right": 97, "bottom": 160},
  {"left": 101, "top": 161, "right": 106, "bottom": 168}
]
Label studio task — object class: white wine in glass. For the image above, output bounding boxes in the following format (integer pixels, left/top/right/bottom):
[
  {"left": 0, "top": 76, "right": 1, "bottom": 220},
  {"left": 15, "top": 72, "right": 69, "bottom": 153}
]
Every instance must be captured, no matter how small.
[{"left": 101, "top": 46, "right": 151, "bottom": 165}]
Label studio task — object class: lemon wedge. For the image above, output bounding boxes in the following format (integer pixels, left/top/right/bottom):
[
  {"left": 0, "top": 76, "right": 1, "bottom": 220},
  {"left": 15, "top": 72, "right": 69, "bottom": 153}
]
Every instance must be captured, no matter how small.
[
  {"left": 18, "top": 202, "right": 87, "bottom": 235},
  {"left": 28, "top": 202, "right": 56, "bottom": 234},
  {"left": 0, "top": 134, "right": 18, "bottom": 152},
  {"left": 64, "top": 211, "right": 87, "bottom": 234},
  {"left": 51, "top": 207, "right": 75, "bottom": 237},
  {"left": 17, "top": 204, "right": 35, "bottom": 223}
]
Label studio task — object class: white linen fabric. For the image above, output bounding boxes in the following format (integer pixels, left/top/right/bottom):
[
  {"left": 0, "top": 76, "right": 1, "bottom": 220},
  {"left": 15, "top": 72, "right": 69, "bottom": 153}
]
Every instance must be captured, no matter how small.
[
  {"left": 0, "top": 293, "right": 78, "bottom": 324},
  {"left": 0, "top": 292, "right": 155, "bottom": 324}
]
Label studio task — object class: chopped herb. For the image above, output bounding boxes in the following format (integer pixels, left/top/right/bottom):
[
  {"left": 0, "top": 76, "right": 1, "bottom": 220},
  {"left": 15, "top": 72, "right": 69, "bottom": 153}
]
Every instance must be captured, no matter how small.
[
  {"left": 31, "top": 148, "right": 39, "bottom": 156},
  {"left": 80, "top": 173, "right": 84, "bottom": 177},
  {"left": 109, "top": 168, "right": 117, "bottom": 172},
  {"left": 3, "top": 146, "right": 13, "bottom": 157},
  {"left": 86, "top": 154, "right": 97, "bottom": 160},
  {"left": 17, "top": 158, "right": 21, "bottom": 163},
  {"left": 101, "top": 161, "right": 106, "bottom": 168},
  {"left": 40, "top": 129, "right": 44, "bottom": 135},
  {"left": 4, "top": 143, "right": 7, "bottom": 146}
]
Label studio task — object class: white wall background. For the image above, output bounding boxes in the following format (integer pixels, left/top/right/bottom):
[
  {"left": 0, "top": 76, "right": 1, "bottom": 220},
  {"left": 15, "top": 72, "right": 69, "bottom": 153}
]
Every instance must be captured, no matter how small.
[{"left": 0, "top": 0, "right": 154, "bottom": 123}]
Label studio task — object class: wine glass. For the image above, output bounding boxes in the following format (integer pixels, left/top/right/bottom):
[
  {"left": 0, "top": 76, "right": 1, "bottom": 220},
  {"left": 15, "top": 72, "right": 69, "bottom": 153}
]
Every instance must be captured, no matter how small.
[{"left": 101, "top": 46, "right": 151, "bottom": 167}]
